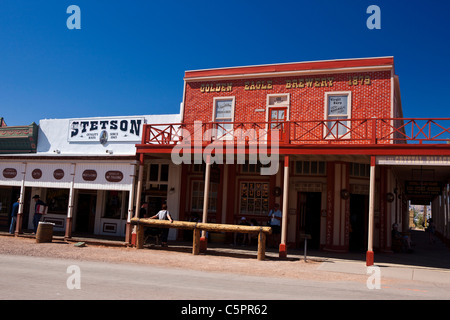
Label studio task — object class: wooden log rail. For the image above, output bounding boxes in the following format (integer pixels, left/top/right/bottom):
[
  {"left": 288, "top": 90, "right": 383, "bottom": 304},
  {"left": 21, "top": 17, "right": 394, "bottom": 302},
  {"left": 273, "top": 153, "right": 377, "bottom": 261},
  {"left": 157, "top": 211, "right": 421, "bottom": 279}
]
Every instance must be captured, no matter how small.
[{"left": 130, "top": 218, "right": 272, "bottom": 260}]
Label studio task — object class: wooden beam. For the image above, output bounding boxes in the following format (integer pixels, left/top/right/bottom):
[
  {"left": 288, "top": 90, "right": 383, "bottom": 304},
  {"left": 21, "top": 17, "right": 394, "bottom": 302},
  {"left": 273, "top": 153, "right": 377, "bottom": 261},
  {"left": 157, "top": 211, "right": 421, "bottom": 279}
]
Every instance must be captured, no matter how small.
[{"left": 130, "top": 218, "right": 272, "bottom": 234}]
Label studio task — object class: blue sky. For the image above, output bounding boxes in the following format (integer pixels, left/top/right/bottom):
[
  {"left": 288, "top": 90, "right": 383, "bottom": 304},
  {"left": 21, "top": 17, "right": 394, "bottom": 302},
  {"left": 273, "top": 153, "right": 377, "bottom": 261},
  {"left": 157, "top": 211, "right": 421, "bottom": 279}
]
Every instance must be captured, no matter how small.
[{"left": 1, "top": 0, "right": 449, "bottom": 126}]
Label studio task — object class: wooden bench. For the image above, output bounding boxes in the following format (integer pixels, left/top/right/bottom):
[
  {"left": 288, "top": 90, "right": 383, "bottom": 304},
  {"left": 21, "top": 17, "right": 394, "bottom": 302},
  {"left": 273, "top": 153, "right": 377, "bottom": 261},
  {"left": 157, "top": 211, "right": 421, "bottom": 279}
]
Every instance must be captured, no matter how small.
[{"left": 130, "top": 218, "right": 272, "bottom": 260}]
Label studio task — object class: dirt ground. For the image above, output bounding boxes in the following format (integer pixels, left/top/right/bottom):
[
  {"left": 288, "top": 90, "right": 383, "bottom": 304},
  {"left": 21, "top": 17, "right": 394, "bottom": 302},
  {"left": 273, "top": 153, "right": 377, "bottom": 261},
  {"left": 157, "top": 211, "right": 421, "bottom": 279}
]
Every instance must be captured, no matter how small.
[{"left": 0, "top": 235, "right": 370, "bottom": 284}]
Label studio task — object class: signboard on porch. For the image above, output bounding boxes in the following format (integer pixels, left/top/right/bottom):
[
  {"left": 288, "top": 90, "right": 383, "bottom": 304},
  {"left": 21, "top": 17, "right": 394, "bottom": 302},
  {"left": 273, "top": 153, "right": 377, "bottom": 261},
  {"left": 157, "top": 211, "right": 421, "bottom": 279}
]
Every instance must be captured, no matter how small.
[{"left": 405, "top": 181, "right": 442, "bottom": 196}]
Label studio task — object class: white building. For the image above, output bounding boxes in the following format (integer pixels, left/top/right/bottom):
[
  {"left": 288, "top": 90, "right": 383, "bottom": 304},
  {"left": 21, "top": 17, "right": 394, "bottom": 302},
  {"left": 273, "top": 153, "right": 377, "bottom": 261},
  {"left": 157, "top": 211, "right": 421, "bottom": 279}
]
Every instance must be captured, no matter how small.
[{"left": 0, "top": 114, "right": 181, "bottom": 242}]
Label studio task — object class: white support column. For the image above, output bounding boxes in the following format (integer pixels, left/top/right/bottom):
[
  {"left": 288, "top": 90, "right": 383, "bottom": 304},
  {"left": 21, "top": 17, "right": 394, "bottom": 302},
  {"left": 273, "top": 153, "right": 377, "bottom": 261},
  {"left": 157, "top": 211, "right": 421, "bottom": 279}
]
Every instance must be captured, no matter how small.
[
  {"left": 15, "top": 162, "right": 27, "bottom": 235},
  {"left": 65, "top": 163, "right": 76, "bottom": 240},
  {"left": 279, "top": 155, "right": 289, "bottom": 258},
  {"left": 134, "top": 156, "right": 145, "bottom": 218},
  {"left": 126, "top": 163, "right": 137, "bottom": 244},
  {"left": 367, "top": 156, "right": 376, "bottom": 266},
  {"left": 201, "top": 155, "right": 211, "bottom": 252},
  {"left": 131, "top": 155, "right": 145, "bottom": 246}
]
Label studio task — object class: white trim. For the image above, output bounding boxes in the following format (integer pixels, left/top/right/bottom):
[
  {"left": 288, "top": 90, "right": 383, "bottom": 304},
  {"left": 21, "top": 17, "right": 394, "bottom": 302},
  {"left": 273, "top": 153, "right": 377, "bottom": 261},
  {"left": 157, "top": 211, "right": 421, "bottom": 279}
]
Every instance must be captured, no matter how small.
[
  {"left": 186, "top": 56, "right": 394, "bottom": 73},
  {"left": 324, "top": 91, "right": 352, "bottom": 139},
  {"left": 185, "top": 65, "right": 393, "bottom": 82}
]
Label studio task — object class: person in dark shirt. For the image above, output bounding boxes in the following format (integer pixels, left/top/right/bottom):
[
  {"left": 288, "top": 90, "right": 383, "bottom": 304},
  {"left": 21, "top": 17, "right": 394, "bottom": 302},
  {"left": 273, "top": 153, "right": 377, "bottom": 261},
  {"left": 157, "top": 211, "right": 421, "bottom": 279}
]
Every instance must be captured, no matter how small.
[{"left": 9, "top": 198, "right": 20, "bottom": 234}]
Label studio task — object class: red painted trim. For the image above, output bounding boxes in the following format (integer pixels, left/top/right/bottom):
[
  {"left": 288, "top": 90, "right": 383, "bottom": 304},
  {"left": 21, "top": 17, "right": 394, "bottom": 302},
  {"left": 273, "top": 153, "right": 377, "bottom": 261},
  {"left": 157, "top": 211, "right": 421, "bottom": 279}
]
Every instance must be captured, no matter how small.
[
  {"left": 366, "top": 250, "right": 374, "bottom": 266},
  {"left": 380, "top": 167, "right": 387, "bottom": 251},
  {"left": 136, "top": 144, "right": 450, "bottom": 156},
  {"left": 279, "top": 243, "right": 287, "bottom": 258},
  {"left": 185, "top": 57, "right": 394, "bottom": 79},
  {"left": 325, "top": 162, "right": 335, "bottom": 249}
]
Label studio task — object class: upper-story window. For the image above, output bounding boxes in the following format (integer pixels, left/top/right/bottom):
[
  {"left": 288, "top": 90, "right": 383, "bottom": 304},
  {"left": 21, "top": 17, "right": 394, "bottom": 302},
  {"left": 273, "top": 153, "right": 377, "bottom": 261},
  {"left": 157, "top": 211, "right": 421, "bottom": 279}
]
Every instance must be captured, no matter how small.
[
  {"left": 267, "top": 94, "right": 290, "bottom": 141},
  {"left": 324, "top": 91, "right": 352, "bottom": 139},
  {"left": 213, "top": 97, "right": 235, "bottom": 140}
]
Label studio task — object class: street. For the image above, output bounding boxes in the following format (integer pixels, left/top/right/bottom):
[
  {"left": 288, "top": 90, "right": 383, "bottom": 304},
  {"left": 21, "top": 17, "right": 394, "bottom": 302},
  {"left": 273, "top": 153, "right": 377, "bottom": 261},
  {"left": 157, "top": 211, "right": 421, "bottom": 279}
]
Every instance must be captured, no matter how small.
[{"left": 1, "top": 253, "right": 449, "bottom": 302}]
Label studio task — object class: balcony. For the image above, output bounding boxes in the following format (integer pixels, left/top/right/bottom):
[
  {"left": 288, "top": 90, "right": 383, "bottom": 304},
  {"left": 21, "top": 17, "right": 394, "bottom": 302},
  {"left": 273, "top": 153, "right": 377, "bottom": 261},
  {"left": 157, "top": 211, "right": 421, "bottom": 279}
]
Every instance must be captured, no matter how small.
[{"left": 137, "top": 118, "right": 450, "bottom": 155}]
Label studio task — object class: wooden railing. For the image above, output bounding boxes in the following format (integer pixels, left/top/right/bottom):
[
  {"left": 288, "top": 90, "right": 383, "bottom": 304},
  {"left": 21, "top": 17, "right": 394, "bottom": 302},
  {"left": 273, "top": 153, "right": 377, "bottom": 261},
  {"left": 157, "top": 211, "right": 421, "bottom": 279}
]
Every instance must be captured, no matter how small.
[{"left": 140, "top": 118, "right": 450, "bottom": 146}]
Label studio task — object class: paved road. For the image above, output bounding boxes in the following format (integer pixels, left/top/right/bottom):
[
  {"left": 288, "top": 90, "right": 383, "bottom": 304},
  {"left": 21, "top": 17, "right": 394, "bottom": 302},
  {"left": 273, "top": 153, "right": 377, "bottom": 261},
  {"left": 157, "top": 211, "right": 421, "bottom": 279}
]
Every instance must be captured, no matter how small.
[{"left": 1, "top": 254, "right": 449, "bottom": 302}]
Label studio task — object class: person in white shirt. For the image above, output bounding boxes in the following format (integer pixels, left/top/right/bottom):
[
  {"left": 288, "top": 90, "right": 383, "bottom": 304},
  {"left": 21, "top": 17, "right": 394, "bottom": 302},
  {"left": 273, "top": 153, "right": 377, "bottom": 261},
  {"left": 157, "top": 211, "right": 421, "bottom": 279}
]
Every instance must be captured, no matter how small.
[{"left": 150, "top": 203, "right": 173, "bottom": 247}]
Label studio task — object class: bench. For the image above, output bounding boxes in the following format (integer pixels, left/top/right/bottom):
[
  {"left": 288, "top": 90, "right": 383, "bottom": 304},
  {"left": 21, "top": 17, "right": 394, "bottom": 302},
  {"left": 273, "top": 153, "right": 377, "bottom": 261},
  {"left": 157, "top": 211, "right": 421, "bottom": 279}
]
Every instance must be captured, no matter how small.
[{"left": 130, "top": 218, "right": 272, "bottom": 260}]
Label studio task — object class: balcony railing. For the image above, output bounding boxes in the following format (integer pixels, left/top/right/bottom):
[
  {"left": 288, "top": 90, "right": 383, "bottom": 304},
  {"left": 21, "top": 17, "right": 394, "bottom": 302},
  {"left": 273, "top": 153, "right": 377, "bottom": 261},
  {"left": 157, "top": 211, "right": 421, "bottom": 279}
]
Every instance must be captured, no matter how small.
[{"left": 140, "top": 118, "right": 450, "bottom": 146}]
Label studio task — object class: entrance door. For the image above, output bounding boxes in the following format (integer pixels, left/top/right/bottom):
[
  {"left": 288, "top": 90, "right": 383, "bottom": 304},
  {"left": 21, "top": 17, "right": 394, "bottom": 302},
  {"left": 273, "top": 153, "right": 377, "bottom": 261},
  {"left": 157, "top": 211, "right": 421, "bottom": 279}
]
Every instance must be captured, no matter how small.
[
  {"left": 349, "top": 194, "right": 369, "bottom": 252},
  {"left": 297, "top": 192, "right": 322, "bottom": 249},
  {"left": 269, "top": 107, "right": 287, "bottom": 142},
  {"left": 76, "top": 193, "right": 97, "bottom": 233}
]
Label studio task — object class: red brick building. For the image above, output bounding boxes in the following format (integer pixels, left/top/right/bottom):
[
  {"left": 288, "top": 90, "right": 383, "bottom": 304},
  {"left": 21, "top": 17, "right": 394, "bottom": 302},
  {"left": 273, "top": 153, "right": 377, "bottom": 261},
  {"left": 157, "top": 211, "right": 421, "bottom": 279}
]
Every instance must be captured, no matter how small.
[{"left": 136, "top": 57, "right": 450, "bottom": 264}]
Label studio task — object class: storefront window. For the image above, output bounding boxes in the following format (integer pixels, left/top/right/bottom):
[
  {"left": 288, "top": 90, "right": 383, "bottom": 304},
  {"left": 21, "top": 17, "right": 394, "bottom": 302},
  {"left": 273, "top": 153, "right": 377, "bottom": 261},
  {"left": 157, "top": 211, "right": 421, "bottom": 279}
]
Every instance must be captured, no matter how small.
[
  {"left": 240, "top": 182, "right": 269, "bottom": 215},
  {"left": 103, "top": 191, "right": 123, "bottom": 219},
  {"left": 46, "top": 188, "right": 69, "bottom": 215},
  {"left": 0, "top": 187, "right": 13, "bottom": 221},
  {"left": 191, "top": 181, "right": 217, "bottom": 212}
]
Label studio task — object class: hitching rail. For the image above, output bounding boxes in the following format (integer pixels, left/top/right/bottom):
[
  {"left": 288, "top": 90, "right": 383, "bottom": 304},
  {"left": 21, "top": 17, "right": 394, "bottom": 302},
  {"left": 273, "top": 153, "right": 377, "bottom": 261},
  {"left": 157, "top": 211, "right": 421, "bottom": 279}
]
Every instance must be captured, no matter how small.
[{"left": 130, "top": 218, "right": 272, "bottom": 261}]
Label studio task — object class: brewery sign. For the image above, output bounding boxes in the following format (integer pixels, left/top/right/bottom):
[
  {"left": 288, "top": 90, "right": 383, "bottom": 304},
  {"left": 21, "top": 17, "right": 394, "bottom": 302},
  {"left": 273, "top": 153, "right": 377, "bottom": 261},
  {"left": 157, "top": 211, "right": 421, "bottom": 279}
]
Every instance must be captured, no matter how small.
[{"left": 68, "top": 117, "right": 145, "bottom": 144}]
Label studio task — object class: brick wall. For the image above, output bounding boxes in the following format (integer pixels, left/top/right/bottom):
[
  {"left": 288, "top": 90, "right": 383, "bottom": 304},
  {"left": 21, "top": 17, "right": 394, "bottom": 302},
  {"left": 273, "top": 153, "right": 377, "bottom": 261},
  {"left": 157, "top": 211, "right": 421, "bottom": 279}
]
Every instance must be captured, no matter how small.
[{"left": 183, "top": 69, "right": 392, "bottom": 144}]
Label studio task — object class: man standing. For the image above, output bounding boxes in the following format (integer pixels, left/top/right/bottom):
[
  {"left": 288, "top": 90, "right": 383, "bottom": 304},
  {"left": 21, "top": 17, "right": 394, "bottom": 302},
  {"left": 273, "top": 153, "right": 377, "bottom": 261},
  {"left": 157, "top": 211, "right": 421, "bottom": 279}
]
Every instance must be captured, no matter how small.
[
  {"left": 9, "top": 198, "right": 20, "bottom": 234},
  {"left": 268, "top": 203, "right": 282, "bottom": 247},
  {"left": 32, "top": 195, "right": 46, "bottom": 233}
]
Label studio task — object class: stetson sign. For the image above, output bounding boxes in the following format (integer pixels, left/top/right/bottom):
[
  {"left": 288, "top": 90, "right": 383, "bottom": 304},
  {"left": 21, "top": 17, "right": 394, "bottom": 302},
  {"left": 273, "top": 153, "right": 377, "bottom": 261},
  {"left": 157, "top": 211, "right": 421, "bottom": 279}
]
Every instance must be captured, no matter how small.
[{"left": 68, "top": 117, "right": 145, "bottom": 143}]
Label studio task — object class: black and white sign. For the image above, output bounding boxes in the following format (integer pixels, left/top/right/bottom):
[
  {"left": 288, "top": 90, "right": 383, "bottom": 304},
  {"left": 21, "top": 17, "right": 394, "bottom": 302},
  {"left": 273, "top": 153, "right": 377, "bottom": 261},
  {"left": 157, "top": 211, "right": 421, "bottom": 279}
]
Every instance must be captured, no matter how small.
[
  {"left": 328, "top": 96, "right": 348, "bottom": 115},
  {"left": 68, "top": 117, "right": 145, "bottom": 143}
]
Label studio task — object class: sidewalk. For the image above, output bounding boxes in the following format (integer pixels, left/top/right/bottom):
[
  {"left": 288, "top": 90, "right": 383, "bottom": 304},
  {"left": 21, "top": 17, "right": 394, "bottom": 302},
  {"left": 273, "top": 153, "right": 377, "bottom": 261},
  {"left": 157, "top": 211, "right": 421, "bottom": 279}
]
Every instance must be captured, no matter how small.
[{"left": 308, "top": 229, "right": 450, "bottom": 284}]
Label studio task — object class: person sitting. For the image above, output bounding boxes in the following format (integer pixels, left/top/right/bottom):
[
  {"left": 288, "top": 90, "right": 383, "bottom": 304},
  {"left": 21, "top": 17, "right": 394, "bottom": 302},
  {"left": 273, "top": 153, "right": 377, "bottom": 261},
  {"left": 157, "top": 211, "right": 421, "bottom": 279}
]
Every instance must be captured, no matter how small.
[
  {"left": 392, "top": 223, "right": 413, "bottom": 253},
  {"left": 234, "top": 217, "right": 250, "bottom": 246}
]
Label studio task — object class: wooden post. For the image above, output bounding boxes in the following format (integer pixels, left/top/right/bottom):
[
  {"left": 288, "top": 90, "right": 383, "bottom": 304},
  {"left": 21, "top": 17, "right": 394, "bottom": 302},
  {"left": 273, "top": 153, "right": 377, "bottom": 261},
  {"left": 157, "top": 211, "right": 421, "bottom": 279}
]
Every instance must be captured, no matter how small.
[
  {"left": 136, "top": 224, "right": 145, "bottom": 249},
  {"left": 193, "top": 228, "right": 201, "bottom": 255},
  {"left": 257, "top": 231, "right": 266, "bottom": 261}
]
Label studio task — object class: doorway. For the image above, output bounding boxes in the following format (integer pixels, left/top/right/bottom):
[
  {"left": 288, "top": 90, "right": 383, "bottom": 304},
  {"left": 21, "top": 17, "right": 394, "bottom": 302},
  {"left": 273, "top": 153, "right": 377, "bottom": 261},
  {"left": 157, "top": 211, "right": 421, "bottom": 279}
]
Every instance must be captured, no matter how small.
[
  {"left": 297, "top": 192, "right": 322, "bottom": 249},
  {"left": 349, "top": 194, "right": 369, "bottom": 252},
  {"left": 269, "top": 107, "right": 287, "bottom": 141},
  {"left": 75, "top": 192, "right": 97, "bottom": 233}
]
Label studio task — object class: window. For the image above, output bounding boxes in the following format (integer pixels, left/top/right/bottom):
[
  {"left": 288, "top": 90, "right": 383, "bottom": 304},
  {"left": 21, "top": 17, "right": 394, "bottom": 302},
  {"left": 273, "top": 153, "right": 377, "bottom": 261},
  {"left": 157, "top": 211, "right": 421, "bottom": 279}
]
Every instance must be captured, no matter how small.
[
  {"left": 241, "top": 163, "right": 270, "bottom": 174},
  {"left": 46, "top": 188, "right": 69, "bottom": 215},
  {"left": 295, "top": 161, "right": 326, "bottom": 175},
  {"left": 146, "top": 163, "right": 169, "bottom": 193},
  {"left": 325, "top": 92, "right": 351, "bottom": 138},
  {"left": 103, "top": 191, "right": 124, "bottom": 219},
  {"left": 239, "top": 182, "right": 269, "bottom": 216},
  {"left": 213, "top": 97, "right": 235, "bottom": 140},
  {"left": 191, "top": 181, "right": 218, "bottom": 212},
  {"left": 349, "top": 163, "right": 370, "bottom": 178}
]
